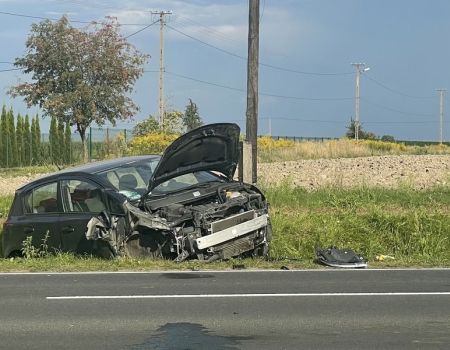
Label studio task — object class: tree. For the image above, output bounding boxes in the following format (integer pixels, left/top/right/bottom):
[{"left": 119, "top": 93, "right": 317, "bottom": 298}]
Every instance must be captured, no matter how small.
[
  {"left": 132, "top": 116, "right": 160, "bottom": 136},
  {"left": 31, "top": 115, "right": 41, "bottom": 164},
  {"left": 16, "top": 113, "right": 23, "bottom": 166},
  {"left": 49, "top": 117, "right": 59, "bottom": 164},
  {"left": 64, "top": 122, "right": 72, "bottom": 164},
  {"left": 57, "top": 119, "right": 65, "bottom": 163},
  {"left": 381, "top": 135, "right": 395, "bottom": 142},
  {"left": 345, "top": 118, "right": 377, "bottom": 140},
  {"left": 23, "top": 115, "right": 31, "bottom": 165},
  {"left": 163, "top": 111, "right": 184, "bottom": 134},
  {"left": 183, "top": 99, "right": 202, "bottom": 131},
  {"left": 10, "top": 16, "right": 148, "bottom": 162},
  {"left": 7, "top": 108, "right": 17, "bottom": 167},
  {"left": 0, "top": 105, "right": 6, "bottom": 167}
]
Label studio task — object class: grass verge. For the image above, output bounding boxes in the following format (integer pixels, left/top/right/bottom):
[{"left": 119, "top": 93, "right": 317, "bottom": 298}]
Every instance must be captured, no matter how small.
[{"left": 1, "top": 184, "right": 450, "bottom": 271}]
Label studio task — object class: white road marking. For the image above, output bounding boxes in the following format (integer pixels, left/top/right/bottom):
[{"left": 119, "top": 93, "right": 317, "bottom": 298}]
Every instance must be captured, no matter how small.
[{"left": 46, "top": 292, "right": 450, "bottom": 300}]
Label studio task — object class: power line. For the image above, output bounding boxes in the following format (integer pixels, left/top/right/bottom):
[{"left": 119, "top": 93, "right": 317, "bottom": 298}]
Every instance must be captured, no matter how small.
[
  {"left": 365, "top": 74, "right": 433, "bottom": 99},
  {"left": 363, "top": 98, "right": 434, "bottom": 117},
  {"left": 124, "top": 19, "right": 160, "bottom": 39},
  {"left": 0, "top": 10, "right": 152, "bottom": 26},
  {"left": 172, "top": 15, "right": 242, "bottom": 47},
  {"left": 166, "top": 24, "right": 353, "bottom": 76},
  {"left": 0, "top": 68, "right": 21, "bottom": 72},
  {"left": 162, "top": 70, "right": 353, "bottom": 101},
  {"left": 163, "top": 70, "right": 244, "bottom": 92}
]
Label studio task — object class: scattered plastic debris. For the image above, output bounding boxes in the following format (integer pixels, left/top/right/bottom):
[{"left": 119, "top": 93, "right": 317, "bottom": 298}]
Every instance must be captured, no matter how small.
[{"left": 375, "top": 254, "right": 395, "bottom": 262}]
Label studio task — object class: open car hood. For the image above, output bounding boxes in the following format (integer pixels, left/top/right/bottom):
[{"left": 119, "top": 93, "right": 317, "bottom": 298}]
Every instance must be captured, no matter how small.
[{"left": 148, "top": 123, "right": 240, "bottom": 191}]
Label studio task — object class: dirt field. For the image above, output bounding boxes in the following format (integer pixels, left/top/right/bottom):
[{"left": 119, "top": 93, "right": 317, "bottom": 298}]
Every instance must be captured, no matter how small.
[
  {"left": 258, "top": 154, "right": 450, "bottom": 190},
  {"left": 1, "top": 154, "right": 450, "bottom": 195}
]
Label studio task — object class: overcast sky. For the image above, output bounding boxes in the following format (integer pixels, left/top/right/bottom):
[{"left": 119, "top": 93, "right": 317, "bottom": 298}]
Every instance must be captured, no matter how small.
[{"left": 1, "top": 0, "right": 450, "bottom": 141}]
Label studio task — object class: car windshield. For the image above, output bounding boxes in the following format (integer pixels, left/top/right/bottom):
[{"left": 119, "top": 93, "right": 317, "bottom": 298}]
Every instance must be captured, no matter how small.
[
  {"left": 151, "top": 171, "right": 224, "bottom": 195},
  {"left": 97, "top": 159, "right": 159, "bottom": 201}
]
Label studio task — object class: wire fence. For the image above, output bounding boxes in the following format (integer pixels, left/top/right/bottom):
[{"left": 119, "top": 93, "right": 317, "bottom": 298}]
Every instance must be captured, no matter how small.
[{"left": 1, "top": 126, "right": 449, "bottom": 169}]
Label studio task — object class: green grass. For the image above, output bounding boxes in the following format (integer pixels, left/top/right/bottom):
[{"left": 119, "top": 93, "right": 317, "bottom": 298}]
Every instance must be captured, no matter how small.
[{"left": 1, "top": 184, "right": 450, "bottom": 271}]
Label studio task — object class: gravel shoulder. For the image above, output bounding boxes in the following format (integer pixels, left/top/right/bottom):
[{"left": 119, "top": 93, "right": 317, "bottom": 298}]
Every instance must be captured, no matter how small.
[{"left": 1, "top": 155, "right": 450, "bottom": 195}]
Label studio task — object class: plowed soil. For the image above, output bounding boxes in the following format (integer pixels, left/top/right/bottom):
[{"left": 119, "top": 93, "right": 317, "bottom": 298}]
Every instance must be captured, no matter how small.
[
  {"left": 1, "top": 155, "right": 450, "bottom": 195},
  {"left": 258, "top": 155, "right": 450, "bottom": 190}
]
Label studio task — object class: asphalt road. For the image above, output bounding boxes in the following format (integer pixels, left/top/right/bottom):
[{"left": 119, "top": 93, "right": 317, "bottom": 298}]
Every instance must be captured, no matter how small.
[{"left": 1, "top": 269, "right": 450, "bottom": 350}]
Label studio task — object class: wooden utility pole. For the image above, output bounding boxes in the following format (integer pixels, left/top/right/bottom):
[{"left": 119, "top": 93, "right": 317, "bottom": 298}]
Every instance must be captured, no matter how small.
[
  {"left": 152, "top": 10, "right": 172, "bottom": 129},
  {"left": 245, "top": 0, "right": 259, "bottom": 184}
]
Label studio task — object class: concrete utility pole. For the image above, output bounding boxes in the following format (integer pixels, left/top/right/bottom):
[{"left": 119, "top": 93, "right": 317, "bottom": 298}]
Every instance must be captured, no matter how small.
[
  {"left": 351, "top": 63, "right": 370, "bottom": 140},
  {"left": 244, "top": 0, "right": 259, "bottom": 184},
  {"left": 437, "top": 89, "right": 447, "bottom": 144},
  {"left": 152, "top": 10, "right": 172, "bottom": 129}
]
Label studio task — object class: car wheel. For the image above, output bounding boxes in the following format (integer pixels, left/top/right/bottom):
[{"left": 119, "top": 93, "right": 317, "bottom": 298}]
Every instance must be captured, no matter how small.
[{"left": 124, "top": 233, "right": 164, "bottom": 259}]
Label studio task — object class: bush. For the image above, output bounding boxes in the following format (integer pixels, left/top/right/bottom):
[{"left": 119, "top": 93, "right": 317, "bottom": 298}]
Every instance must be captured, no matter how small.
[{"left": 126, "top": 132, "right": 179, "bottom": 155}]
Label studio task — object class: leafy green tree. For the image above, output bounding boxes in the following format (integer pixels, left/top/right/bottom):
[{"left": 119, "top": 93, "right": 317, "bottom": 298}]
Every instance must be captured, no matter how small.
[
  {"left": 16, "top": 113, "right": 23, "bottom": 166},
  {"left": 49, "top": 117, "right": 58, "bottom": 163},
  {"left": 64, "top": 122, "right": 72, "bottom": 164},
  {"left": 8, "top": 108, "right": 17, "bottom": 167},
  {"left": 31, "top": 115, "right": 42, "bottom": 164},
  {"left": 381, "top": 135, "right": 395, "bottom": 142},
  {"left": 183, "top": 99, "right": 203, "bottom": 131},
  {"left": 23, "top": 114, "right": 31, "bottom": 165},
  {"left": 163, "top": 111, "right": 184, "bottom": 134},
  {"left": 0, "top": 105, "right": 6, "bottom": 167},
  {"left": 345, "top": 118, "right": 377, "bottom": 140},
  {"left": 57, "top": 119, "right": 65, "bottom": 163},
  {"left": 132, "top": 116, "right": 160, "bottom": 136},
  {"left": 10, "top": 16, "right": 148, "bottom": 162}
]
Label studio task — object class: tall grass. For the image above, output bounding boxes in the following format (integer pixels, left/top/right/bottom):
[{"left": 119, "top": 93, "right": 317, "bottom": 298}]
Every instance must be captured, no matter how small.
[
  {"left": 258, "top": 137, "right": 450, "bottom": 162},
  {"left": 1, "top": 185, "right": 450, "bottom": 268},
  {"left": 264, "top": 184, "right": 450, "bottom": 264}
]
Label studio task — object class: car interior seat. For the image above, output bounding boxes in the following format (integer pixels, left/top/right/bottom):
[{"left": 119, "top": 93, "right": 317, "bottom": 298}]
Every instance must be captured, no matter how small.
[{"left": 119, "top": 174, "right": 138, "bottom": 191}]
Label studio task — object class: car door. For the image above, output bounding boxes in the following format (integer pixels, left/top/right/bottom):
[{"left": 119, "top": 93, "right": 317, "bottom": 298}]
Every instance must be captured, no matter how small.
[
  {"left": 11, "top": 181, "right": 63, "bottom": 253},
  {"left": 59, "top": 178, "right": 109, "bottom": 255}
]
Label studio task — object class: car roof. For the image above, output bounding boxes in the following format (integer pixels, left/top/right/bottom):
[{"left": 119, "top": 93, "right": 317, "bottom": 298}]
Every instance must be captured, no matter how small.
[
  {"left": 55, "top": 155, "right": 160, "bottom": 174},
  {"left": 16, "top": 155, "right": 160, "bottom": 192}
]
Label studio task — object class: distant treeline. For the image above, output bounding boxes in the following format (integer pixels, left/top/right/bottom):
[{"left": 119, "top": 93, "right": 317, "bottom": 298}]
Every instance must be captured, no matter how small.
[{"left": 0, "top": 105, "right": 72, "bottom": 167}]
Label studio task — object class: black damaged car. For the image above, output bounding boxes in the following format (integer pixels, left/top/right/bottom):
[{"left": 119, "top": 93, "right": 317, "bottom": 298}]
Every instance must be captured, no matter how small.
[{"left": 2, "top": 123, "right": 271, "bottom": 261}]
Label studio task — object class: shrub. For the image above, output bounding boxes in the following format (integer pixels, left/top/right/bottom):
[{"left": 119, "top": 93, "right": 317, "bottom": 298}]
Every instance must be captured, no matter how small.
[{"left": 127, "top": 132, "right": 179, "bottom": 155}]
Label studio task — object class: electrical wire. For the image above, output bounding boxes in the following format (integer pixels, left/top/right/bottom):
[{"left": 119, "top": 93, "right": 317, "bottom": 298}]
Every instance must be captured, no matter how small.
[
  {"left": 172, "top": 15, "right": 242, "bottom": 47},
  {"left": 166, "top": 24, "right": 353, "bottom": 76},
  {"left": 124, "top": 19, "right": 160, "bottom": 39},
  {"left": 0, "top": 10, "right": 153, "bottom": 26},
  {"left": 365, "top": 74, "right": 433, "bottom": 99},
  {"left": 362, "top": 98, "right": 434, "bottom": 117},
  {"left": 260, "top": 0, "right": 266, "bottom": 22},
  {"left": 0, "top": 68, "right": 21, "bottom": 72},
  {"left": 162, "top": 70, "right": 353, "bottom": 101}
]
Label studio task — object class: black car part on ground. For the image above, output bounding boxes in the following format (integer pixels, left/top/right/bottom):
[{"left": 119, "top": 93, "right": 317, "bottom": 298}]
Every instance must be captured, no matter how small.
[
  {"left": 315, "top": 246, "right": 367, "bottom": 268},
  {"left": 86, "top": 181, "right": 271, "bottom": 262}
]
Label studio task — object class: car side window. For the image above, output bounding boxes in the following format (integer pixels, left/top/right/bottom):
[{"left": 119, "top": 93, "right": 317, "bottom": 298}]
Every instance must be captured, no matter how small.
[
  {"left": 24, "top": 182, "right": 59, "bottom": 214},
  {"left": 61, "top": 180, "right": 106, "bottom": 214}
]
